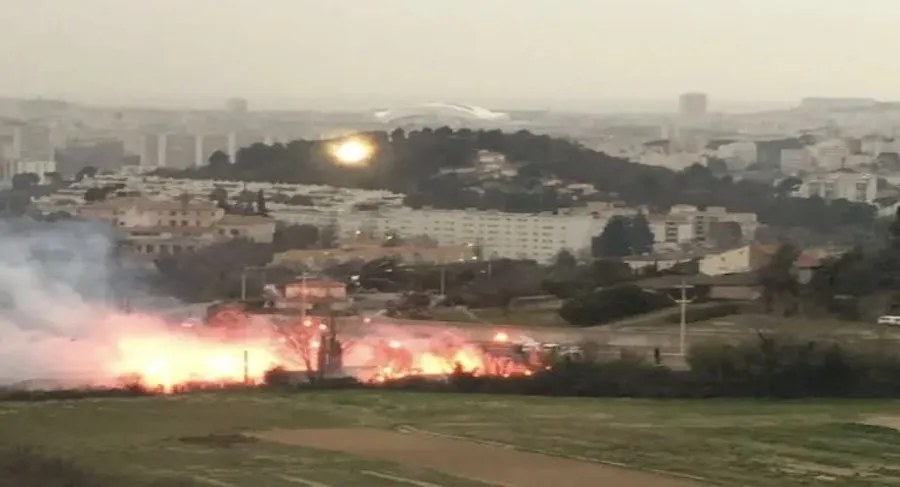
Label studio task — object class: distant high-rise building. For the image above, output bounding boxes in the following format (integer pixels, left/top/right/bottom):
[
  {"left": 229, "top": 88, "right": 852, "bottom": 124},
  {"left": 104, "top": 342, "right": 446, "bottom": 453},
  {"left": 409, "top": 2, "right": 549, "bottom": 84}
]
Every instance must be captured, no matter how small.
[
  {"left": 678, "top": 93, "right": 708, "bottom": 119},
  {"left": 226, "top": 98, "right": 248, "bottom": 114},
  {"left": 0, "top": 123, "right": 55, "bottom": 161},
  {"left": 199, "top": 134, "right": 232, "bottom": 164},
  {"left": 163, "top": 134, "right": 198, "bottom": 170}
]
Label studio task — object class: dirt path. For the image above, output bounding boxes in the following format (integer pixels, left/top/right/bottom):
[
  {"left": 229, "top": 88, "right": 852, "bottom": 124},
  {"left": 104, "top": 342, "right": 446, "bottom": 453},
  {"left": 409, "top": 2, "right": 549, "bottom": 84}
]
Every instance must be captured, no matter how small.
[{"left": 252, "top": 428, "right": 704, "bottom": 487}]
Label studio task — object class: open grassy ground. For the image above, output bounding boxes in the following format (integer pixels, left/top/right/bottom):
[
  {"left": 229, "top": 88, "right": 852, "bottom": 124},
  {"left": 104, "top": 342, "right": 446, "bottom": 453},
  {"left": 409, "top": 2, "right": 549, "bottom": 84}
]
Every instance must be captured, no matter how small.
[{"left": 1, "top": 391, "right": 900, "bottom": 486}]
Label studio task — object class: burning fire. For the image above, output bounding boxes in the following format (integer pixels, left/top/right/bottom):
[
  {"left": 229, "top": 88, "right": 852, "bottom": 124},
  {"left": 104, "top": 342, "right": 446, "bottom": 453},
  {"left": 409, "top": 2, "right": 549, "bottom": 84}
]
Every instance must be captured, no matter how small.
[
  {"left": 82, "top": 312, "right": 537, "bottom": 393},
  {"left": 110, "top": 335, "right": 279, "bottom": 391}
]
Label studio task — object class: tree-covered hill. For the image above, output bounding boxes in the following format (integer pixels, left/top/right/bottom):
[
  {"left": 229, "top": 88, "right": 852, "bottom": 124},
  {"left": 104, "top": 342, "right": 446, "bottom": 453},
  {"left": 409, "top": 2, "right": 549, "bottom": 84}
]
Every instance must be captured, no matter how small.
[{"left": 159, "top": 127, "right": 876, "bottom": 233}]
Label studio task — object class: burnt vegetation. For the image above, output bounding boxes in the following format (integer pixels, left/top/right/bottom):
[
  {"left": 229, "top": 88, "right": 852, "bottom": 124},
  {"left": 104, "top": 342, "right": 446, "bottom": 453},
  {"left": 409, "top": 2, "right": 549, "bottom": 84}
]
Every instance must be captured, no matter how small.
[{"left": 4, "top": 334, "right": 900, "bottom": 403}]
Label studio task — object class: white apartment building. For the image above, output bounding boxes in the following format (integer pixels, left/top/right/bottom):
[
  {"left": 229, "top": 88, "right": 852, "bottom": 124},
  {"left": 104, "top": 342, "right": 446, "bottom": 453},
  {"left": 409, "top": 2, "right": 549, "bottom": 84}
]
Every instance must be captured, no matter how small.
[
  {"left": 678, "top": 93, "right": 708, "bottom": 119},
  {"left": 716, "top": 141, "right": 757, "bottom": 170},
  {"left": 377, "top": 208, "right": 608, "bottom": 263},
  {"left": 670, "top": 205, "right": 757, "bottom": 243},
  {"left": 648, "top": 215, "right": 695, "bottom": 245},
  {"left": 780, "top": 148, "right": 813, "bottom": 175},
  {"left": 794, "top": 170, "right": 877, "bottom": 203},
  {"left": 651, "top": 205, "right": 758, "bottom": 247},
  {"left": 811, "top": 139, "right": 850, "bottom": 170},
  {"left": 861, "top": 136, "right": 900, "bottom": 156}
]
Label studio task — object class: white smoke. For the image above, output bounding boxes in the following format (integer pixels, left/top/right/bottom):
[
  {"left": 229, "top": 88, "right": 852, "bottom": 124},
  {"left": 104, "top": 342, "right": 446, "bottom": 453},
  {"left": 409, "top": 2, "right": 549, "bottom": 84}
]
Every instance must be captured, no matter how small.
[{"left": 0, "top": 219, "right": 160, "bottom": 386}]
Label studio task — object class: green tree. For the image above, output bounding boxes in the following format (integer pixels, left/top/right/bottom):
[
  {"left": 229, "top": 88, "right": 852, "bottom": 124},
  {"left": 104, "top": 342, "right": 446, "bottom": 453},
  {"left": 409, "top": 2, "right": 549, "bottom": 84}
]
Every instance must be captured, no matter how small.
[
  {"left": 256, "top": 190, "right": 268, "bottom": 216},
  {"left": 11, "top": 172, "right": 40, "bottom": 190},
  {"left": 558, "top": 284, "right": 670, "bottom": 326},
  {"left": 75, "top": 166, "right": 98, "bottom": 182},
  {"left": 553, "top": 249, "right": 578, "bottom": 268},
  {"left": 629, "top": 213, "right": 655, "bottom": 255},
  {"left": 319, "top": 223, "right": 338, "bottom": 249},
  {"left": 273, "top": 224, "right": 319, "bottom": 252},
  {"left": 208, "top": 150, "right": 231, "bottom": 170},
  {"left": 759, "top": 243, "right": 801, "bottom": 315},
  {"left": 593, "top": 216, "right": 632, "bottom": 258}
]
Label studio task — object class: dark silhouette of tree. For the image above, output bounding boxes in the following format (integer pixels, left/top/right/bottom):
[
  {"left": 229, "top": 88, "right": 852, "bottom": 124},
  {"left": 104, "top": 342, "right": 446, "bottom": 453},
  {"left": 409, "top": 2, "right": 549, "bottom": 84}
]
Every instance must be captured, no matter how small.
[
  {"left": 154, "top": 238, "right": 274, "bottom": 302},
  {"left": 706, "top": 157, "right": 728, "bottom": 176},
  {"left": 208, "top": 150, "right": 231, "bottom": 170},
  {"left": 209, "top": 186, "right": 228, "bottom": 203},
  {"left": 11, "top": 173, "right": 40, "bottom": 191},
  {"left": 318, "top": 224, "right": 338, "bottom": 249},
  {"left": 629, "top": 213, "right": 655, "bottom": 255},
  {"left": 272, "top": 224, "right": 319, "bottom": 252},
  {"left": 553, "top": 249, "right": 577, "bottom": 268},
  {"left": 559, "top": 284, "right": 670, "bottom": 326},
  {"left": 287, "top": 194, "right": 315, "bottom": 206},
  {"left": 759, "top": 243, "right": 801, "bottom": 315},
  {"left": 593, "top": 216, "right": 632, "bottom": 258},
  {"left": 43, "top": 172, "right": 64, "bottom": 186},
  {"left": 75, "top": 166, "right": 98, "bottom": 182},
  {"left": 256, "top": 190, "right": 268, "bottom": 216},
  {"left": 889, "top": 207, "right": 900, "bottom": 250},
  {"left": 84, "top": 186, "right": 115, "bottom": 202},
  {"left": 774, "top": 177, "right": 803, "bottom": 197}
]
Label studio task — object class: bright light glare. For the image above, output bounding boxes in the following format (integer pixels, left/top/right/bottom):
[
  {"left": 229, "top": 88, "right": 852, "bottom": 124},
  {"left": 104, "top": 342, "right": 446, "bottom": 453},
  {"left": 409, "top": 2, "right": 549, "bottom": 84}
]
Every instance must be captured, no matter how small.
[{"left": 329, "top": 137, "right": 374, "bottom": 166}]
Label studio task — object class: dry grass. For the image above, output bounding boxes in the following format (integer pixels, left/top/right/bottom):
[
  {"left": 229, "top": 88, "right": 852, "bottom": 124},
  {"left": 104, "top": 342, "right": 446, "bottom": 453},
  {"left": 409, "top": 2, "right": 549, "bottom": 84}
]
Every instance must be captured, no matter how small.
[{"left": 1, "top": 392, "right": 900, "bottom": 486}]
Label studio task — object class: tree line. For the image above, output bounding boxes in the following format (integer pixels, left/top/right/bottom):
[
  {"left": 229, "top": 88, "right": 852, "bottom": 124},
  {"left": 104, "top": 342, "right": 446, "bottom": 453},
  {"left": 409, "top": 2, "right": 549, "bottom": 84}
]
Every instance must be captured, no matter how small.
[{"left": 158, "top": 128, "right": 877, "bottom": 235}]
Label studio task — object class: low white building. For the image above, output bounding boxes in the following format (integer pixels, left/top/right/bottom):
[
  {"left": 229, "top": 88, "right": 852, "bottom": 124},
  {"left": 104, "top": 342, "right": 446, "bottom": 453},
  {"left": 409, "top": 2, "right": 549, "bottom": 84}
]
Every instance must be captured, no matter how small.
[{"left": 699, "top": 245, "right": 760, "bottom": 276}]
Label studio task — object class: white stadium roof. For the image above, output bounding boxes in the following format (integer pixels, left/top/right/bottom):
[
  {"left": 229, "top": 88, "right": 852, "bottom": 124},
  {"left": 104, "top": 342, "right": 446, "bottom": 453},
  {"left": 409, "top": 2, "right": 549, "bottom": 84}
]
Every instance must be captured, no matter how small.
[{"left": 374, "top": 103, "right": 511, "bottom": 123}]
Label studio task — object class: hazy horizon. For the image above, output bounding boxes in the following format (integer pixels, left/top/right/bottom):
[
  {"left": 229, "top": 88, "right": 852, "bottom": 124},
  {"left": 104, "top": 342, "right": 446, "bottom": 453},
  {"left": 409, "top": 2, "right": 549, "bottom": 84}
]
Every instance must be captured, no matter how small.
[{"left": 1, "top": 0, "right": 897, "bottom": 112}]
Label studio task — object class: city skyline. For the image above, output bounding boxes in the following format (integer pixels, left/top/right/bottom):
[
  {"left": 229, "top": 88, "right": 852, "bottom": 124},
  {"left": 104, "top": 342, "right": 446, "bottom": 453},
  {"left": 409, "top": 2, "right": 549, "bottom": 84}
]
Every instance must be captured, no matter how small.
[{"left": 0, "top": 0, "right": 897, "bottom": 110}]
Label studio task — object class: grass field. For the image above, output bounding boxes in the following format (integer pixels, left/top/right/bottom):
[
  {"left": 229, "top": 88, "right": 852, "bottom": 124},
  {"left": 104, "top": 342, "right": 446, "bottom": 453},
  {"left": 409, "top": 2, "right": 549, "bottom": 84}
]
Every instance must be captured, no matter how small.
[{"left": 2, "top": 391, "right": 900, "bottom": 486}]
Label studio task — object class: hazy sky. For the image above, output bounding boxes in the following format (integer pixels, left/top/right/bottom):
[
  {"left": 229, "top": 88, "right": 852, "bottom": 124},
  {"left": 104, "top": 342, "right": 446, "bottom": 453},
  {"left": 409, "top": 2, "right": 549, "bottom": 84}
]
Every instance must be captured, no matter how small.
[{"left": 1, "top": 0, "right": 898, "bottom": 109}]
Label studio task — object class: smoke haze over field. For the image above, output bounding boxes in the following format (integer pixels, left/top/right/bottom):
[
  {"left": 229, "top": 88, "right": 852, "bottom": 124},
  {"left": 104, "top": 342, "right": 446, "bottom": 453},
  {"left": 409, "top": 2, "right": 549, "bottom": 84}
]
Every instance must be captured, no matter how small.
[{"left": 0, "top": 220, "right": 136, "bottom": 384}]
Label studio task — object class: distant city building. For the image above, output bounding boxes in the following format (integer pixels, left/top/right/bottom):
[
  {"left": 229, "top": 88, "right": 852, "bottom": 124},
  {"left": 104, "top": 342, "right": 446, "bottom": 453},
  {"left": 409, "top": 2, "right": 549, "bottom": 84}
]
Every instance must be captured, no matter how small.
[
  {"left": 226, "top": 98, "right": 248, "bottom": 114},
  {"left": 678, "top": 93, "right": 708, "bottom": 119},
  {"left": 794, "top": 170, "right": 877, "bottom": 203},
  {"left": 0, "top": 159, "right": 56, "bottom": 183},
  {"left": 163, "top": 134, "right": 199, "bottom": 169},
  {"left": 138, "top": 133, "right": 238, "bottom": 168}
]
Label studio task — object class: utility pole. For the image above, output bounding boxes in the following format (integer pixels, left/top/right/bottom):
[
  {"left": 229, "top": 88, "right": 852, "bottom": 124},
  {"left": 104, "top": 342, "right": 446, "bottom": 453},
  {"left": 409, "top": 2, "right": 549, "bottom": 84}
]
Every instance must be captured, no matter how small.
[
  {"left": 239, "top": 265, "right": 268, "bottom": 384},
  {"left": 668, "top": 280, "right": 697, "bottom": 356}
]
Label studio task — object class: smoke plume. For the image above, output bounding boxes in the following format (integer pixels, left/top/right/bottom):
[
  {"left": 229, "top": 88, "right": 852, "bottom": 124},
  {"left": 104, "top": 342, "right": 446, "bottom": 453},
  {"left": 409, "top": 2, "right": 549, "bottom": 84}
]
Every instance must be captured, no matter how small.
[{"left": 0, "top": 219, "right": 149, "bottom": 386}]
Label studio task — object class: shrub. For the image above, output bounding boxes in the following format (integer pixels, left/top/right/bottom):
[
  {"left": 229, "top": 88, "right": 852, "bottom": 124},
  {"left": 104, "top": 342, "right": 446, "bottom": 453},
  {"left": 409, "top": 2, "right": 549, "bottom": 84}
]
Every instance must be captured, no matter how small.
[{"left": 0, "top": 446, "right": 198, "bottom": 487}]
